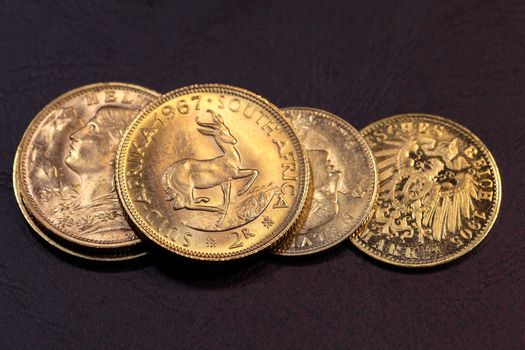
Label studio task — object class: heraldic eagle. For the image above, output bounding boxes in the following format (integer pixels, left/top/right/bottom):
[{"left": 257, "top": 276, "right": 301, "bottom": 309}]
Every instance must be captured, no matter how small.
[{"left": 374, "top": 135, "right": 479, "bottom": 243}]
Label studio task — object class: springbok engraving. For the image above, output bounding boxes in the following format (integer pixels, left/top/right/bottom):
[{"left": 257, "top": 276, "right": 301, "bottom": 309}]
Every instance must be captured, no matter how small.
[{"left": 162, "top": 110, "right": 259, "bottom": 224}]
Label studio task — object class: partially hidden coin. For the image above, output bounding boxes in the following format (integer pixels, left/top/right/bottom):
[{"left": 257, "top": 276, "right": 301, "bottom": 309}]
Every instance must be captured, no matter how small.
[
  {"left": 115, "top": 84, "right": 310, "bottom": 261},
  {"left": 272, "top": 107, "right": 377, "bottom": 256},
  {"left": 352, "top": 114, "right": 502, "bottom": 267},
  {"left": 13, "top": 148, "right": 147, "bottom": 262},
  {"left": 16, "top": 82, "right": 160, "bottom": 258}
]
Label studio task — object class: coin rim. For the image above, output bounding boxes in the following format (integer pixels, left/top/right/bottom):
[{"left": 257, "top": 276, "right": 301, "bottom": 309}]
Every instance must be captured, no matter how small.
[
  {"left": 351, "top": 113, "right": 502, "bottom": 267},
  {"left": 115, "top": 84, "right": 311, "bottom": 261},
  {"left": 272, "top": 107, "right": 378, "bottom": 256},
  {"left": 18, "top": 82, "right": 160, "bottom": 249}
]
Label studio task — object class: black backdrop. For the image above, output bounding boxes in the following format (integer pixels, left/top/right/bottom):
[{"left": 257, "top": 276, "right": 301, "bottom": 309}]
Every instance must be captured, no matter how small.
[{"left": 1, "top": 1, "right": 524, "bottom": 349}]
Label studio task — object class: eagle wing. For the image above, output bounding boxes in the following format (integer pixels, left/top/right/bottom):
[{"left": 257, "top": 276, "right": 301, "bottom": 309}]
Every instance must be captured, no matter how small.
[{"left": 423, "top": 171, "right": 478, "bottom": 241}]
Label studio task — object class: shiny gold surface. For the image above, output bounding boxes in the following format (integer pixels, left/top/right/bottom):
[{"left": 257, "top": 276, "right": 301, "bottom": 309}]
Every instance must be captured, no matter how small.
[
  {"left": 273, "top": 107, "right": 377, "bottom": 255},
  {"left": 17, "top": 82, "right": 160, "bottom": 250},
  {"left": 13, "top": 149, "right": 147, "bottom": 261},
  {"left": 352, "top": 114, "right": 502, "bottom": 267},
  {"left": 116, "top": 84, "right": 310, "bottom": 260}
]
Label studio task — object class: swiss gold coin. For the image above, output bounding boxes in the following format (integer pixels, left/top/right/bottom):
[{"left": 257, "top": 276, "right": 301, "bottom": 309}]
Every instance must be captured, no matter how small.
[
  {"left": 16, "top": 82, "right": 160, "bottom": 255},
  {"left": 352, "top": 114, "right": 502, "bottom": 267},
  {"left": 13, "top": 149, "right": 147, "bottom": 262},
  {"left": 115, "top": 84, "right": 310, "bottom": 261},
  {"left": 272, "top": 107, "right": 377, "bottom": 256}
]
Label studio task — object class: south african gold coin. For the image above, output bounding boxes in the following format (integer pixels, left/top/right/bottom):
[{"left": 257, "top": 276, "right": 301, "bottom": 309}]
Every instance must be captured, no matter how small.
[
  {"left": 352, "top": 114, "right": 502, "bottom": 267},
  {"left": 16, "top": 82, "right": 160, "bottom": 257},
  {"left": 116, "top": 84, "right": 310, "bottom": 261},
  {"left": 272, "top": 107, "right": 377, "bottom": 256}
]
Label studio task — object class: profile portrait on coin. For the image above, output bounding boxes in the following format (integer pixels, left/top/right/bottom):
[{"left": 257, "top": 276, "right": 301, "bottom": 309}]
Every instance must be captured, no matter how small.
[
  {"left": 16, "top": 82, "right": 159, "bottom": 257},
  {"left": 272, "top": 107, "right": 377, "bottom": 256},
  {"left": 301, "top": 149, "right": 343, "bottom": 233},
  {"left": 53, "top": 106, "right": 138, "bottom": 235},
  {"left": 288, "top": 115, "right": 367, "bottom": 238}
]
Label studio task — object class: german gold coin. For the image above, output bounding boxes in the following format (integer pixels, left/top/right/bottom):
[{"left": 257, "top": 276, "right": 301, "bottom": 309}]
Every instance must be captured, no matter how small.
[
  {"left": 272, "top": 107, "right": 377, "bottom": 256},
  {"left": 352, "top": 114, "right": 502, "bottom": 267},
  {"left": 13, "top": 148, "right": 147, "bottom": 262},
  {"left": 116, "top": 84, "right": 310, "bottom": 261},
  {"left": 17, "top": 82, "right": 160, "bottom": 254}
]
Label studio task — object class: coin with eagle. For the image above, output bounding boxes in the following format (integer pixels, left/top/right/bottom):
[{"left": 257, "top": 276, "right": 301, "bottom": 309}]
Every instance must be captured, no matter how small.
[{"left": 352, "top": 114, "right": 502, "bottom": 267}]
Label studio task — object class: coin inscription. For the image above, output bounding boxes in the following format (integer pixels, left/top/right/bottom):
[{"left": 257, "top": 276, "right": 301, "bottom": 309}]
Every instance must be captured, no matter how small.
[
  {"left": 273, "top": 107, "right": 377, "bottom": 255},
  {"left": 352, "top": 114, "right": 502, "bottom": 267},
  {"left": 116, "top": 84, "right": 310, "bottom": 260},
  {"left": 18, "top": 83, "right": 160, "bottom": 249}
]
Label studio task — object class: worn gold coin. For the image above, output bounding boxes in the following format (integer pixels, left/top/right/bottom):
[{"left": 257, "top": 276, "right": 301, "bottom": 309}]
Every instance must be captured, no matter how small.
[
  {"left": 17, "top": 82, "right": 160, "bottom": 256},
  {"left": 116, "top": 84, "right": 310, "bottom": 261},
  {"left": 352, "top": 114, "right": 502, "bottom": 267},
  {"left": 272, "top": 107, "right": 377, "bottom": 255},
  {"left": 13, "top": 148, "right": 147, "bottom": 261}
]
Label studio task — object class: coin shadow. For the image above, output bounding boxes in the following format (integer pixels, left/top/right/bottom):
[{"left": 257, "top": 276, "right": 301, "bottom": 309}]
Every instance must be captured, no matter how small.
[
  {"left": 149, "top": 246, "right": 278, "bottom": 289},
  {"left": 346, "top": 240, "right": 472, "bottom": 274},
  {"left": 151, "top": 239, "right": 351, "bottom": 288},
  {"left": 266, "top": 243, "right": 348, "bottom": 266}
]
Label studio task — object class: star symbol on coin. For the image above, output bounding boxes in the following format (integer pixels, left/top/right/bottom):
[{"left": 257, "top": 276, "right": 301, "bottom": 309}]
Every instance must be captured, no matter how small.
[
  {"left": 262, "top": 216, "right": 274, "bottom": 228},
  {"left": 206, "top": 237, "right": 217, "bottom": 248}
]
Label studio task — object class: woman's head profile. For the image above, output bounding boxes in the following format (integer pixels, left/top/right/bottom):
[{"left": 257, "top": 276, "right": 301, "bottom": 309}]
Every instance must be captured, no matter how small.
[{"left": 65, "top": 106, "right": 136, "bottom": 175}]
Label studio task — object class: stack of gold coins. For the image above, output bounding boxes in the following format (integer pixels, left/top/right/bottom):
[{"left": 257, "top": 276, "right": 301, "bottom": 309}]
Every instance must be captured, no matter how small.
[
  {"left": 13, "top": 83, "right": 160, "bottom": 261},
  {"left": 13, "top": 82, "right": 502, "bottom": 267}
]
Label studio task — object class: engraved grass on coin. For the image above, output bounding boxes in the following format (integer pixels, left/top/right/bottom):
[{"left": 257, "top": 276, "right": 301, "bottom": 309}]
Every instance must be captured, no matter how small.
[
  {"left": 18, "top": 83, "right": 159, "bottom": 250},
  {"left": 116, "top": 84, "right": 310, "bottom": 260},
  {"left": 273, "top": 107, "right": 377, "bottom": 255},
  {"left": 352, "top": 114, "right": 501, "bottom": 267}
]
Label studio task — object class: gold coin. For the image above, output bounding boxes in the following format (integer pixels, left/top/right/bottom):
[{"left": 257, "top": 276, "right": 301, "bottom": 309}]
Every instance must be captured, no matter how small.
[
  {"left": 116, "top": 84, "right": 310, "bottom": 261},
  {"left": 13, "top": 148, "right": 147, "bottom": 262},
  {"left": 272, "top": 107, "right": 377, "bottom": 255},
  {"left": 16, "top": 82, "right": 160, "bottom": 255},
  {"left": 352, "top": 114, "right": 502, "bottom": 267}
]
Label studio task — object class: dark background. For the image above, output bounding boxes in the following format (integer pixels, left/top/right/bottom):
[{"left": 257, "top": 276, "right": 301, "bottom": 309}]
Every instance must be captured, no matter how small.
[{"left": 1, "top": 0, "right": 523, "bottom": 349}]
